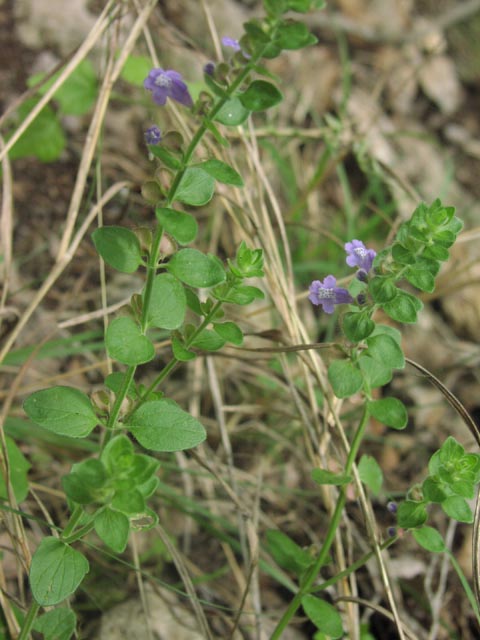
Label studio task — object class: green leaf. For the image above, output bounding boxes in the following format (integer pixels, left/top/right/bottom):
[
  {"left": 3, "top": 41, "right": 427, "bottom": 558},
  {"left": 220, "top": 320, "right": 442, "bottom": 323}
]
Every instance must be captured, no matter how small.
[
  {"left": 397, "top": 501, "right": 428, "bottom": 529},
  {"left": 365, "top": 334, "right": 405, "bottom": 370},
  {"left": 368, "top": 397, "right": 408, "bottom": 429},
  {"left": 328, "top": 360, "right": 363, "bottom": 399},
  {"left": 94, "top": 508, "right": 130, "bottom": 553},
  {"left": 239, "top": 80, "right": 283, "bottom": 112},
  {"left": 368, "top": 277, "right": 397, "bottom": 304},
  {"left": 167, "top": 248, "right": 225, "bottom": 288},
  {"left": 0, "top": 437, "right": 30, "bottom": 502},
  {"left": 301, "top": 595, "right": 343, "bottom": 638},
  {"left": 358, "top": 454, "right": 383, "bottom": 495},
  {"left": 29, "top": 60, "right": 97, "bottom": 115},
  {"left": 155, "top": 207, "right": 198, "bottom": 245},
  {"left": 266, "top": 530, "right": 312, "bottom": 575},
  {"left": 92, "top": 226, "right": 142, "bottom": 274},
  {"left": 441, "top": 496, "right": 473, "bottom": 523},
  {"left": 62, "top": 459, "right": 107, "bottom": 505},
  {"left": 111, "top": 489, "right": 146, "bottom": 515},
  {"left": 171, "top": 336, "right": 196, "bottom": 361},
  {"left": 274, "top": 20, "right": 317, "bottom": 49},
  {"left": 105, "top": 317, "right": 155, "bottom": 365},
  {"left": 311, "top": 468, "right": 352, "bottom": 486},
  {"left": 215, "top": 284, "right": 264, "bottom": 305},
  {"left": 383, "top": 291, "right": 422, "bottom": 324},
  {"left": 199, "top": 159, "right": 244, "bottom": 186},
  {"left": 287, "top": 0, "right": 326, "bottom": 11},
  {"left": 30, "top": 537, "right": 89, "bottom": 606},
  {"left": 213, "top": 321, "right": 244, "bottom": 345},
  {"left": 33, "top": 607, "right": 76, "bottom": 640},
  {"left": 104, "top": 372, "right": 137, "bottom": 399},
  {"left": 214, "top": 97, "right": 250, "bottom": 126},
  {"left": 190, "top": 330, "right": 225, "bottom": 351},
  {"left": 147, "top": 144, "right": 182, "bottom": 170},
  {"left": 405, "top": 267, "right": 435, "bottom": 293},
  {"left": 174, "top": 167, "right": 215, "bottom": 206},
  {"left": 263, "top": 0, "right": 286, "bottom": 16},
  {"left": 9, "top": 99, "right": 65, "bottom": 162},
  {"left": 24, "top": 386, "right": 98, "bottom": 438},
  {"left": 342, "top": 311, "right": 375, "bottom": 342},
  {"left": 120, "top": 54, "right": 153, "bottom": 87},
  {"left": 128, "top": 400, "right": 206, "bottom": 452},
  {"left": 358, "top": 355, "right": 393, "bottom": 388},
  {"left": 391, "top": 243, "right": 414, "bottom": 264},
  {"left": 422, "top": 476, "right": 447, "bottom": 503},
  {"left": 144, "top": 273, "right": 186, "bottom": 330},
  {"left": 412, "top": 526, "right": 446, "bottom": 553}
]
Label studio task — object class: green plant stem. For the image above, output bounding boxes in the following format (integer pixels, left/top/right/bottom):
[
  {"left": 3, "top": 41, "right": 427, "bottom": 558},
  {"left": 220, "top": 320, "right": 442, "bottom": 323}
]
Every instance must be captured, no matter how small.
[
  {"left": 311, "top": 534, "right": 398, "bottom": 594},
  {"left": 62, "top": 521, "right": 95, "bottom": 545},
  {"left": 270, "top": 405, "right": 370, "bottom": 639},
  {"left": 448, "top": 551, "right": 480, "bottom": 627},
  {"left": 140, "top": 224, "right": 164, "bottom": 333},
  {"left": 133, "top": 299, "right": 227, "bottom": 410},
  {"left": 60, "top": 504, "right": 84, "bottom": 540},
  {"left": 18, "top": 600, "right": 41, "bottom": 640},
  {"left": 106, "top": 36, "right": 274, "bottom": 429}
]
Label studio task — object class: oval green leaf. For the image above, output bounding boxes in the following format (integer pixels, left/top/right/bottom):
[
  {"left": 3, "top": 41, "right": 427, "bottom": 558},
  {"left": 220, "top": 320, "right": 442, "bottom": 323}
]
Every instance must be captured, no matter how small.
[
  {"left": 155, "top": 207, "right": 198, "bottom": 245},
  {"left": 199, "top": 159, "right": 244, "bottom": 187},
  {"left": 0, "top": 437, "right": 30, "bottom": 502},
  {"left": 174, "top": 167, "right": 215, "bottom": 206},
  {"left": 397, "top": 500, "right": 428, "bottom": 529},
  {"left": 358, "top": 454, "right": 383, "bottom": 496},
  {"left": 167, "top": 248, "right": 225, "bottom": 288},
  {"left": 383, "top": 291, "right": 422, "bottom": 324},
  {"left": 442, "top": 496, "right": 473, "bottom": 523},
  {"left": 30, "top": 537, "right": 89, "bottom": 606},
  {"left": 365, "top": 333, "right": 405, "bottom": 370},
  {"left": 213, "top": 321, "right": 244, "bottom": 345},
  {"left": 239, "top": 80, "right": 283, "bottom": 112},
  {"left": 33, "top": 608, "right": 76, "bottom": 640},
  {"left": 342, "top": 311, "right": 375, "bottom": 342},
  {"left": 368, "top": 397, "right": 408, "bottom": 430},
  {"left": 412, "top": 526, "right": 446, "bottom": 553},
  {"left": 144, "top": 273, "right": 186, "bottom": 330},
  {"left": 105, "top": 317, "right": 155, "bottom": 365},
  {"left": 24, "top": 386, "right": 98, "bottom": 438},
  {"left": 95, "top": 508, "right": 130, "bottom": 553},
  {"left": 92, "top": 226, "right": 142, "bottom": 274},
  {"left": 327, "top": 360, "right": 363, "bottom": 399},
  {"left": 301, "top": 595, "right": 343, "bottom": 638},
  {"left": 127, "top": 400, "right": 206, "bottom": 452},
  {"left": 214, "top": 97, "right": 250, "bottom": 126}
]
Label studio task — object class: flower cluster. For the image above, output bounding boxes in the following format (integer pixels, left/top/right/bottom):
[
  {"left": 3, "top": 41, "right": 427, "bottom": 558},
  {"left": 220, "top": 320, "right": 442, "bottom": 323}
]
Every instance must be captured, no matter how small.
[{"left": 309, "top": 240, "right": 376, "bottom": 314}]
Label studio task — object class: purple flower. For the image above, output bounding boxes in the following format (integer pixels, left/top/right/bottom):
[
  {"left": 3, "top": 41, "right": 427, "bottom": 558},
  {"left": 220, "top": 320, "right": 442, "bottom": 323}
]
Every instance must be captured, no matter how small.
[
  {"left": 308, "top": 275, "right": 353, "bottom": 314},
  {"left": 222, "top": 36, "right": 241, "bottom": 52},
  {"left": 221, "top": 36, "right": 251, "bottom": 59},
  {"left": 345, "top": 239, "right": 376, "bottom": 273},
  {"left": 144, "top": 125, "right": 161, "bottom": 145},
  {"left": 203, "top": 62, "right": 215, "bottom": 76},
  {"left": 144, "top": 68, "right": 193, "bottom": 107}
]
